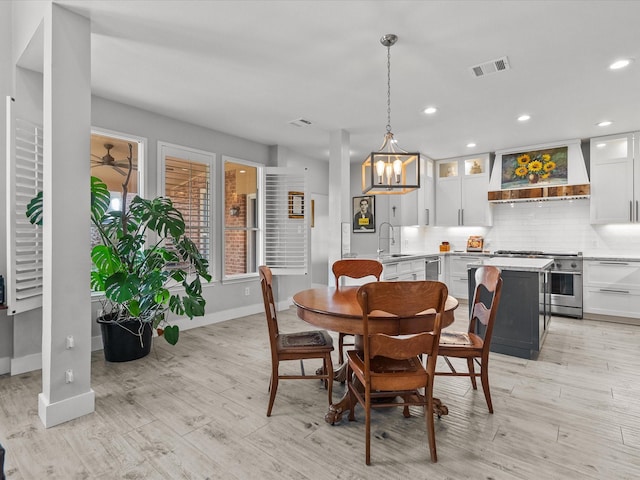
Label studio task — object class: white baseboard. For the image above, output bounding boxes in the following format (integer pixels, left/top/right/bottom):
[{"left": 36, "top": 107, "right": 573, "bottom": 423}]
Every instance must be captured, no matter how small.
[
  {"left": 38, "top": 389, "right": 95, "bottom": 428},
  {"left": 173, "top": 302, "right": 264, "bottom": 332},
  {"left": 11, "top": 352, "right": 42, "bottom": 375},
  {"left": 582, "top": 312, "right": 640, "bottom": 326},
  {"left": 91, "top": 335, "right": 103, "bottom": 351},
  {"left": 0, "top": 356, "right": 10, "bottom": 375}
]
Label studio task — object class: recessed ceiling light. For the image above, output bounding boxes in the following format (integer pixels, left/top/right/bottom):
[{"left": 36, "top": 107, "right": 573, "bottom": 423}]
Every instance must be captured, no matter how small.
[
  {"left": 423, "top": 106, "right": 437, "bottom": 115},
  {"left": 517, "top": 114, "right": 531, "bottom": 122},
  {"left": 466, "top": 143, "right": 476, "bottom": 148},
  {"left": 239, "top": 169, "right": 246, "bottom": 174},
  {"left": 609, "top": 59, "right": 631, "bottom": 70},
  {"left": 596, "top": 143, "right": 606, "bottom": 148},
  {"left": 597, "top": 121, "right": 612, "bottom": 127}
]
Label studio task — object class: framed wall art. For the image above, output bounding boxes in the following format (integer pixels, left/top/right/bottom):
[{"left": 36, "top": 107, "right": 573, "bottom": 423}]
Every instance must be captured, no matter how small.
[
  {"left": 500, "top": 146, "right": 568, "bottom": 190},
  {"left": 288, "top": 191, "right": 304, "bottom": 219},
  {"left": 352, "top": 195, "right": 375, "bottom": 233}
]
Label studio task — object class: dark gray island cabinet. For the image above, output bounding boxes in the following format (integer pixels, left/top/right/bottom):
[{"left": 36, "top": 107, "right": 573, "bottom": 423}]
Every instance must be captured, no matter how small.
[{"left": 468, "top": 257, "right": 552, "bottom": 360}]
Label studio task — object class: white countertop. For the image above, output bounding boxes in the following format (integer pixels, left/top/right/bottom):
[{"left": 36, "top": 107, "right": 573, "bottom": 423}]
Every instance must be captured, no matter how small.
[{"left": 468, "top": 257, "right": 553, "bottom": 272}]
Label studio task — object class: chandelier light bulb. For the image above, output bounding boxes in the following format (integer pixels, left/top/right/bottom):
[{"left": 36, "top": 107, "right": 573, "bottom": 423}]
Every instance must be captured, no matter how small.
[
  {"left": 385, "top": 163, "right": 393, "bottom": 185},
  {"left": 393, "top": 158, "right": 403, "bottom": 182},
  {"left": 375, "top": 159, "right": 386, "bottom": 183}
]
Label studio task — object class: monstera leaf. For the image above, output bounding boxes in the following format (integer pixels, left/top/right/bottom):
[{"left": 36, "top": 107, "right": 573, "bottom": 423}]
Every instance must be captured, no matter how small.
[{"left": 25, "top": 191, "right": 44, "bottom": 226}]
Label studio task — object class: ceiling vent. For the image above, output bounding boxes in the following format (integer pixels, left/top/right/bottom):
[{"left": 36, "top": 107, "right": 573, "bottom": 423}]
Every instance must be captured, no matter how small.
[
  {"left": 288, "top": 118, "right": 312, "bottom": 127},
  {"left": 470, "top": 56, "right": 511, "bottom": 78}
]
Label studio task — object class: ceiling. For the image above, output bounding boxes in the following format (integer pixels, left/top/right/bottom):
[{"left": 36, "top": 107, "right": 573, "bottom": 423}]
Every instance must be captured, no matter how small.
[{"left": 55, "top": 0, "right": 640, "bottom": 163}]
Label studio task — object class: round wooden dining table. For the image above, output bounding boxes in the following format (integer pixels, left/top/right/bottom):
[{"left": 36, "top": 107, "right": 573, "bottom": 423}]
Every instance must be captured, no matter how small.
[{"left": 293, "top": 285, "right": 459, "bottom": 424}]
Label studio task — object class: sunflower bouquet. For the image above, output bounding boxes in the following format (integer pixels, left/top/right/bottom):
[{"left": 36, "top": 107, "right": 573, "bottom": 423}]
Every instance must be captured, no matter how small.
[{"left": 514, "top": 152, "right": 556, "bottom": 182}]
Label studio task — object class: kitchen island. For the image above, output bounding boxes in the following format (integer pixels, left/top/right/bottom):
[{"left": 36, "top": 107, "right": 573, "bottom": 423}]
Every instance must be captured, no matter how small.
[{"left": 468, "top": 257, "right": 552, "bottom": 360}]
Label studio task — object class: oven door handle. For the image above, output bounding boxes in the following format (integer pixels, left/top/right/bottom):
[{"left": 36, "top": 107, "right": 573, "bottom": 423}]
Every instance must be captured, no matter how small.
[{"left": 551, "top": 271, "right": 582, "bottom": 275}]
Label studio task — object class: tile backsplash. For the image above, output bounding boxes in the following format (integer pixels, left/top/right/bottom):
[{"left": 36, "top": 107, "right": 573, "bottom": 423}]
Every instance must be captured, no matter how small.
[{"left": 402, "top": 199, "right": 640, "bottom": 256}]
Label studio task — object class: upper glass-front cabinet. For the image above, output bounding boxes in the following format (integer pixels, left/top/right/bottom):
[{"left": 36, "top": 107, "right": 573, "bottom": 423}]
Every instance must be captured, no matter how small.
[
  {"left": 438, "top": 160, "right": 458, "bottom": 179},
  {"left": 464, "top": 157, "right": 486, "bottom": 175},
  {"left": 437, "top": 156, "right": 486, "bottom": 179}
]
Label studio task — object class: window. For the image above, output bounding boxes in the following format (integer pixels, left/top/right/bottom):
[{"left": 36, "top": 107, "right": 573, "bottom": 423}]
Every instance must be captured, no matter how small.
[
  {"left": 90, "top": 129, "right": 145, "bottom": 250},
  {"left": 159, "top": 142, "right": 215, "bottom": 277},
  {"left": 223, "top": 157, "right": 260, "bottom": 278},
  {"left": 223, "top": 161, "right": 309, "bottom": 279}
]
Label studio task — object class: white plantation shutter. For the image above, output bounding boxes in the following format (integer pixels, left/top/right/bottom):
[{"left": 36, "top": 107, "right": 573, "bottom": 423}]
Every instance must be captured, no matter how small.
[
  {"left": 263, "top": 167, "right": 308, "bottom": 275},
  {"left": 5, "top": 97, "right": 44, "bottom": 314},
  {"left": 159, "top": 142, "right": 215, "bottom": 277}
]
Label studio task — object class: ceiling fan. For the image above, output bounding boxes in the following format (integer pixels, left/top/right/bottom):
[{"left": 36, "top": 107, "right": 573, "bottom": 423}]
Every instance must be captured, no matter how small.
[{"left": 91, "top": 143, "right": 137, "bottom": 176}]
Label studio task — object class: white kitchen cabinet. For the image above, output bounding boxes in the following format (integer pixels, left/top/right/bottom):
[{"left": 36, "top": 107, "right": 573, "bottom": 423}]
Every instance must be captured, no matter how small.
[
  {"left": 447, "top": 254, "right": 483, "bottom": 300},
  {"left": 583, "top": 259, "right": 640, "bottom": 319},
  {"left": 590, "top": 132, "right": 640, "bottom": 224},
  {"left": 382, "top": 258, "right": 426, "bottom": 281},
  {"left": 435, "top": 154, "right": 492, "bottom": 226},
  {"left": 388, "top": 189, "right": 419, "bottom": 226},
  {"left": 387, "top": 157, "right": 435, "bottom": 226}
]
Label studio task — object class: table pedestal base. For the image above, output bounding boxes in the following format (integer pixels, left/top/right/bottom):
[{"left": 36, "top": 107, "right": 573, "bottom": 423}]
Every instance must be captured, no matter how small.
[{"left": 324, "top": 382, "right": 449, "bottom": 425}]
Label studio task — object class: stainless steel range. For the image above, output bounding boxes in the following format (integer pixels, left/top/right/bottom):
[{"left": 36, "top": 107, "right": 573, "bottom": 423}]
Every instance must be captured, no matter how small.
[{"left": 493, "top": 250, "right": 583, "bottom": 318}]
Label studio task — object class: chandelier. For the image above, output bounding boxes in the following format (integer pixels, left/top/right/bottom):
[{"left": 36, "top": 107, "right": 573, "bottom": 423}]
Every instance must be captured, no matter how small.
[{"left": 362, "top": 34, "right": 420, "bottom": 195}]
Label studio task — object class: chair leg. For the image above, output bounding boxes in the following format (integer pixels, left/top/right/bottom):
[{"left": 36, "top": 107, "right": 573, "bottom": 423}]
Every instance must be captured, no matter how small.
[
  {"left": 480, "top": 359, "right": 493, "bottom": 413},
  {"left": 266, "top": 365, "right": 279, "bottom": 417},
  {"left": 338, "top": 333, "right": 345, "bottom": 365},
  {"left": 365, "top": 389, "right": 371, "bottom": 466},
  {"left": 425, "top": 378, "right": 438, "bottom": 463},
  {"left": 467, "top": 357, "right": 478, "bottom": 389}
]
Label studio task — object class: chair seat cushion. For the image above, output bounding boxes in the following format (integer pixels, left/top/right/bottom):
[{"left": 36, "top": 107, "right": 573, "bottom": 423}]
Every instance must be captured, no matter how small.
[
  {"left": 439, "top": 331, "right": 483, "bottom": 351},
  {"left": 278, "top": 330, "right": 334, "bottom": 349}
]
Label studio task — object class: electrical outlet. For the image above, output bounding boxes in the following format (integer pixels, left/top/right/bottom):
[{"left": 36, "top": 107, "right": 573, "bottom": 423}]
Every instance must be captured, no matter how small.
[
  {"left": 65, "top": 369, "right": 74, "bottom": 383},
  {"left": 244, "top": 287, "right": 250, "bottom": 296}
]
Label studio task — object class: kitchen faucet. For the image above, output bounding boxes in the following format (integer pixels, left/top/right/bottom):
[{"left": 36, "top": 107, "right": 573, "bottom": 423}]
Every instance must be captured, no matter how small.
[{"left": 377, "top": 222, "right": 395, "bottom": 255}]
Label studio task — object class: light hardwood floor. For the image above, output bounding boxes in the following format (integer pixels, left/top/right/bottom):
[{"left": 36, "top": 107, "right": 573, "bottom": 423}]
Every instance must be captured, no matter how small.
[{"left": 1, "top": 307, "right": 639, "bottom": 479}]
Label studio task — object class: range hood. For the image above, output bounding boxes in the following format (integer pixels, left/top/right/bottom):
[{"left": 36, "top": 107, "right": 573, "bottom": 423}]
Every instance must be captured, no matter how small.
[{"left": 488, "top": 139, "right": 590, "bottom": 203}]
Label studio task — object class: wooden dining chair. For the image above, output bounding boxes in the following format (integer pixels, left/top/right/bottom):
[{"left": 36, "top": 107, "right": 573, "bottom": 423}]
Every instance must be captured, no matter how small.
[
  {"left": 258, "top": 265, "right": 334, "bottom": 417},
  {"left": 435, "top": 265, "right": 503, "bottom": 413},
  {"left": 346, "top": 280, "right": 448, "bottom": 465},
  {"left": 332, "top": 259, "right": 383, "bottom": 365}
]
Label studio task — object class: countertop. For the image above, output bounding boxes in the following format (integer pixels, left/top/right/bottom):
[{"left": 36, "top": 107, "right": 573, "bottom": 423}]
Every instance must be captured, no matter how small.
[
  {"left": 350, "top": 251, "right": 492, "bottom": 264},
  {"left": 348, "top": 251, "right": 640, "bottom": 264},
  {"left": 468, "top": 257, "right": 553, "bottom": 272}
]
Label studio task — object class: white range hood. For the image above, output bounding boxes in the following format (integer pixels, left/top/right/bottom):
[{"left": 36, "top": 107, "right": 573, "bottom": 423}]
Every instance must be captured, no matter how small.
[{"left": 488, "top": 139, "right": 590, "bottom": 202}]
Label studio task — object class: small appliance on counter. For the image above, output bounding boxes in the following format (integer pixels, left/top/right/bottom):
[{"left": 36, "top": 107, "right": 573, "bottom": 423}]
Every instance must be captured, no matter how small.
[
  {"left": 466, "top": 236, "right": 484, "bottom": 252},
  {"left": 439, "top": 241, "right": 450, "bottom": 252}
]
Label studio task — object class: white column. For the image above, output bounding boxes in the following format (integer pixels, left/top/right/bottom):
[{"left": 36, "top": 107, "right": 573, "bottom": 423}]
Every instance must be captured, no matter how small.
[
  {"left": 39, "top": 3, "right": 94, "bottom": 428},
  {"left": 328, "top": 130, "right": 350, "bottom": 282}
]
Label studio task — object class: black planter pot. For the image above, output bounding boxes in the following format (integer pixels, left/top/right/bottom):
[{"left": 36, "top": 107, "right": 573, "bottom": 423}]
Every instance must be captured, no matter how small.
[{"left": 97, "top": 315, "right": 152, "bottom": 362}]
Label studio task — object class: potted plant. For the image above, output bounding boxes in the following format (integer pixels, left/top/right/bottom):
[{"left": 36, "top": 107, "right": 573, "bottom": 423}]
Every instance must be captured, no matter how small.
[{"left": 26, "top": 144, "right": 211, "bottom": 361}]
